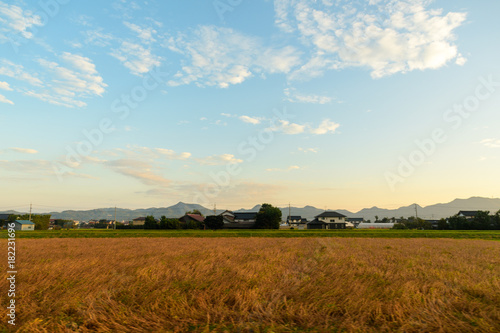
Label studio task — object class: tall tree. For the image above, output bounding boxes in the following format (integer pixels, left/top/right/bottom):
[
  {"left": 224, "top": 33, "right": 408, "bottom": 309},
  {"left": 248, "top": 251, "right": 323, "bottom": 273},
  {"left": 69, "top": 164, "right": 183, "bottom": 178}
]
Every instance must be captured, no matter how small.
[
  {"left": 255, "top": 203, "right": 282, "bottom": 229},
  {"left": 204, "top": 215, "right": 224, "bottom": 230},
  {"left": 144, "top": 215, "right": 158, "bottom": 229}
]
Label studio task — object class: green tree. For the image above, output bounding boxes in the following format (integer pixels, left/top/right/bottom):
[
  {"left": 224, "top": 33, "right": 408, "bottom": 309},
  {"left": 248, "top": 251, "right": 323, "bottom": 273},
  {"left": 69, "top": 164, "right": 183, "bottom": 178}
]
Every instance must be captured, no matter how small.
[
  {"left": 144, "top": 215, "right": 158, "bottom": 229},
  {"left": 255, "top": 203, "right": 282, "bottom": 229},
  {"left": 437, "top": 218, "right": 448, "bottom": 230},
  {"left": 204, "top": 215, "right": 224, "bottom": 230},
  {"left": 473, "top": 211, "right": 491, "bottom": 230},
  {"left": 159, "top": 216, "right": 167, "bottom": 229}
]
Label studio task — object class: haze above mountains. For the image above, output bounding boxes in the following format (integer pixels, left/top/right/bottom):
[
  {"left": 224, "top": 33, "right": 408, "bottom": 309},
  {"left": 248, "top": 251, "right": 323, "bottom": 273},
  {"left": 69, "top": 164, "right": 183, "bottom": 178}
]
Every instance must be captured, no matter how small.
[{"left": 2, "top": 197, "right": 500, "bottom": 222}]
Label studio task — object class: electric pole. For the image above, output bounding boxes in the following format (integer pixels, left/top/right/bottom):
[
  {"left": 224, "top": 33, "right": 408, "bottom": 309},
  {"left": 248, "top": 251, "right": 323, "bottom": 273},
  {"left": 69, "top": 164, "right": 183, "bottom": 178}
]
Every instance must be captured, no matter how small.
[
  {"left": 415, "top": 204, "right": 418, "bottom": 220},
  {"left": 114, "top": 206, "right": 117, "bottom": 230},
  {"left": 29, "top": 202, "right": 32, "bottom": 221}
]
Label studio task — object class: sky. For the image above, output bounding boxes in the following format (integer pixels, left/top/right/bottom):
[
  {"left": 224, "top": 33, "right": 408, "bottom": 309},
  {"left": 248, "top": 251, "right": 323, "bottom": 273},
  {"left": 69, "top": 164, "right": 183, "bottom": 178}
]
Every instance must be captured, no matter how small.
[{"left": 1, "top": 0, "right": 499, "bottom": 213}]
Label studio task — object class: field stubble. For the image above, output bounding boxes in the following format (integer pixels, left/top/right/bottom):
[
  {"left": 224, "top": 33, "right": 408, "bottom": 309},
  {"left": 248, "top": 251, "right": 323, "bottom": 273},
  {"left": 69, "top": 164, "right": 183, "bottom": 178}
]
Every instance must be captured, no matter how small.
[{"left": 0, "top": 238, "right": 499, "bottom": 332}]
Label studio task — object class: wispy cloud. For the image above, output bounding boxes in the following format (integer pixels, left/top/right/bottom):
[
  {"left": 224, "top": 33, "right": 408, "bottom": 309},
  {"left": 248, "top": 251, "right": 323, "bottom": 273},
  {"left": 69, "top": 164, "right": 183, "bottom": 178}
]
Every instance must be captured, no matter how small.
[
  {"left": 480, "top": 138, "right": 500, "bottom": 148},
  {"left": 284, "top": 87, "right": 332, "bottom": 104},
  {"left": 166, "top": 25, "right": 301, "bottom": 87},
  {"left": 0, "top": 2, "right": 42, "bottom": 41},
  {"left": 311, "top": 119, "right": 340, "bottom": 135},
  {"left": 239, "top": 115, "right": 261, "bottom": 125},
  {"left": 278, "top": 0, "right": 467, "bottom": 80},
  {"left": 9, "top": 147, "right": 38, "bottom": 154},
  {"left": 0, "top": 58, "right": 43, "bottom": 86},
  {"left": 0, "top": 81, "right": 12, "bottom": 91},
  {"left": 196, "top": 154, "right": 243, "bottom": 166},
  {"left": 124, "top": 21, "right": 157, "bottom": 43},
  {"left": 29, "top": 52, "right": 107, "bottom": 108},
  {"left": 106, "top": 159, "right": 171, "bottom": 187},
  {"left": 298, "top": 147, "right": 318, "bottom": 153},
  {"left": 269, "top": 120, "right": 306, "bottom": 135},
  {"left": 266, "top": 165, "right": 301, "bottom": 172},
  {"left": 110, "top": 41, "right": 161, "bottom": 75},
  {"left": 0, "top": 93, "right": 13, "bottom": 104}
]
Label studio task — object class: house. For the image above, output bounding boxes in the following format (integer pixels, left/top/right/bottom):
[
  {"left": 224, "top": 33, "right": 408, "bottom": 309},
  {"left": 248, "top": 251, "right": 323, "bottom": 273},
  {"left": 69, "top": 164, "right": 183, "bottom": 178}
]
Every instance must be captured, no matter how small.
[
  {"left": 307, "top": 211, "right": 347, "bottom": 229},
  {"left": 220, "top": 210, "right": 257, "bottom": 229},
  {"left": 457, "top": 211, "right": 479, "bottom": 219},
  {"left": 132, "top": 217, "right": 146, "bottom": 226},
  {"left": 346, "top": 217, "right": 364, "bottom": 228},
  {"left": 179, "top": 214, "right": 205, "bottom": 224},
  {"left": 287, "top": 215, "right": 308, "bottom": 229},
  {"left": 10, "top": 220, "right": 35, "bottom": 231}
]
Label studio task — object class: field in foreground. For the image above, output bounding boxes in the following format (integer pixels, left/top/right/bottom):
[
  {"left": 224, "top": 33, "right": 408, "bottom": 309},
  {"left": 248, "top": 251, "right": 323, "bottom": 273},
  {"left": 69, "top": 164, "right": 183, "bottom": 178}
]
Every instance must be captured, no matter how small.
[
  {"left": 1, "top": 238, "right": 499, "bottom": 332},
  {"left": 5, "top": 229, "right": 500, "bottom": 240}
]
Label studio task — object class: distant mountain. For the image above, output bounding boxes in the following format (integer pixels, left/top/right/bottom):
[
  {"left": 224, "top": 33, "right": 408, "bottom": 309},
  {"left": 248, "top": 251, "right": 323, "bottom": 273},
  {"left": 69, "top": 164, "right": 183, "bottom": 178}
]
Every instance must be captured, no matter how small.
[{"left": 2, "top": 197, "right": 499, "bottom": 222}]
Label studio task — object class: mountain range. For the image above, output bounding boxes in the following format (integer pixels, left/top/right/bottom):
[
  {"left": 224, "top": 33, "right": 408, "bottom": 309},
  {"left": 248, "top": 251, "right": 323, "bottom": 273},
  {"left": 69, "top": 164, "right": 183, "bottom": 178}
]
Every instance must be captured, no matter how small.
[{"left": 2, "top": 197, "right": 499, "bottom": 222}]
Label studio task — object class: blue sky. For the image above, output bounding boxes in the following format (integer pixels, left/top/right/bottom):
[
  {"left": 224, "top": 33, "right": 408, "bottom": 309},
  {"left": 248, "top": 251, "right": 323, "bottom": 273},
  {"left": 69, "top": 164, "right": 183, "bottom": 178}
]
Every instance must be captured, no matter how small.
[{"left": 1, "top": 0, "right": 499, "bottom": 213}]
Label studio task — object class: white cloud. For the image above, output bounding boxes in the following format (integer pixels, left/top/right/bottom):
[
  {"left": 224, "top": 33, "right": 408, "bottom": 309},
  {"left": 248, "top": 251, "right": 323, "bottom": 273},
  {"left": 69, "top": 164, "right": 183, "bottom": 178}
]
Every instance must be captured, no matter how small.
[
  {"left": 167, "top": 25, "right": 301, "bottom": 87},
  {"left": 30, "top": 52, "right": 107, "bottom": 108},
  {"left": 9, "top": 147, "right": 37, "bottom": 154},
  {"left": 82, "top": 28, "right": 114, "bottom": 47},
  {"left": 0, "top": 2, "right": 42, "bottom": 40},
  {"left": 298, "top": 147, "right": 318, "bottom": 153},
  {"left": 480, "top": 138, "right": 500, "bottom": 148},
  {"left": 111, "top": 41, "right": 161, "bottom": 75},
  {"left": 124, "top": 21, "right": 156, "bottom": 43},
  {"left": 311, "top": 119, "right": 340, "bottom": 135},
  {"left": 196, "top": 154, "right": 243, "bottom": 166},
  {"left": 0, "top": 93, "right": 13, "bottom": 104},
  {"left": 278, "top": 0, "right": 467, "bottom": 80},
  {"left": 119, "top": 145, "right": 191, "bottom": 160},
  {"left": 270, "top": 120, "right": 306, "bottom": 135},
  {"left": 106, "top": 159, "right": 171, "bottom": 187},
  {"left": 0, "top": 58, "right": 43, "bottom": 86},
  {"left": 0, "top": 81, "right": 12, "bottom": 91},
  {"left": 284, "top": 87, "right": 332, "bottom": 104},
  {"left": 239, "top": 115, "right": 261, "bottom": 125},
  {"left": 266, "top": 165, "right": 301, "bottom": 172}
]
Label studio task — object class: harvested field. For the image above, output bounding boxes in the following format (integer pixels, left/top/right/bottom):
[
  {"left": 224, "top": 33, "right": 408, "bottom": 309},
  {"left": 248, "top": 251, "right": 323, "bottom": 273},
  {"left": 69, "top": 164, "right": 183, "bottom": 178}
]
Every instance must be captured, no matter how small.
[{"left": 1, "top": 238, "right": 499, "bottom": 332}]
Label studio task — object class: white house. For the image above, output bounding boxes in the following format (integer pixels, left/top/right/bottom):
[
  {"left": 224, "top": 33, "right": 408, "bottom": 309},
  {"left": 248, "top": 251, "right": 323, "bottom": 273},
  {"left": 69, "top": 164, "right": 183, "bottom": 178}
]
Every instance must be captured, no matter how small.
[
  {"left": 11, "top": 220, "right": 35, "bottom": 231},
  {"left": 307, "top": 211, "right": 347, "bottom": 229}
]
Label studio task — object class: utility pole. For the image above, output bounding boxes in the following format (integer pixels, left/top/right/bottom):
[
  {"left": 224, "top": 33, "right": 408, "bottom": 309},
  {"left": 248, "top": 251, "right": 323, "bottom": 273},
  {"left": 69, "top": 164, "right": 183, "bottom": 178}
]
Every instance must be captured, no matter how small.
[
  {"left": 29, "top": 202, "right": 32, "bottom": 221},
  {"left": 214, "top": 203, "right": 216, "bottom": 215},
  {"left": 288, "top": 202, "right": 291, "bottom": 224},
  {"left": 114, "top": 206, "right": 117, "bottom": 230},
  {"left": 415, "top": 204, "right": 418, "bottom": 220}
]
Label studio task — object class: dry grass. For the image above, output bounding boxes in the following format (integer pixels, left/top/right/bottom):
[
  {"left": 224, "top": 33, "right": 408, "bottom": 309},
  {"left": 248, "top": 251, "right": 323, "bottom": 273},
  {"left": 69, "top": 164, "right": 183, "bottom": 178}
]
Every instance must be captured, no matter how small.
[{"left": 1, "top": 238, "right": 499, "bottom": 332}]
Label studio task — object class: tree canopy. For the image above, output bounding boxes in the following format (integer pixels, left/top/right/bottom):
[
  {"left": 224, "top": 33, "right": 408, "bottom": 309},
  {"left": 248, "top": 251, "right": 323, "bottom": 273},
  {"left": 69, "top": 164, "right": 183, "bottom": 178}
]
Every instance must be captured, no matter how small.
[{"left": 255, "top": 203, "right": 282, "bottom": 229}]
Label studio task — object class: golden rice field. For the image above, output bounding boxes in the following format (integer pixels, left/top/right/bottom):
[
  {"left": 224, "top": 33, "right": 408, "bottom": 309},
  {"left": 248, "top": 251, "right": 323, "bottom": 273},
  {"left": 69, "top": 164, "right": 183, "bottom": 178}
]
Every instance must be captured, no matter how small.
[{"left": 1, "top": 238, "right": 499, "bottom": 332}]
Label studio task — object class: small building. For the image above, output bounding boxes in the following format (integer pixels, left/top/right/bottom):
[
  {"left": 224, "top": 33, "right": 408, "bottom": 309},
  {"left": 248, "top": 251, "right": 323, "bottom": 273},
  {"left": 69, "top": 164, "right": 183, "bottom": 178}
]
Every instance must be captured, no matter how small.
[
  {"left": 179, "top": 214, "right": 205, "bottom": 224},
  {"left": 307, "top": 211, "right": 347, "bottom": 230},
  {"left": 220, "top": 210, "right": 257, "bottom": 229},
  {"left": 11, "top": 220, "right": 35, "bottom": 231},
  {"left": 132, "top": 217, "right": 146, "bottom": 226},
  {"left": 346, "top": 217, "right": 364, "bottom": 228},
  {"left": 457, "top": 211, "right": 479, "bottom": 219},
  {"left": 287, "top": 215, "right": 307, "bottom": 229}
]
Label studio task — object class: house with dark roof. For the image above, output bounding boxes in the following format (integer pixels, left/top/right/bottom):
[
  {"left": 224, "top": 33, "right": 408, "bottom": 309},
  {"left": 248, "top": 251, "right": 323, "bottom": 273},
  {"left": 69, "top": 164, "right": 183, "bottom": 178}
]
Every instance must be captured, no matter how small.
[
  {"left": 307, "top": 211, "right": 347, "bottom": 230},
  {"left": 220, "top": 210, "right": 257, "bottom": 229},
  {"left": 346, "top": 217, "right": 364, "bottom": 228},
  {"left": 179, "top": 214, "right": 205, "bottom": 224},
  {"left": 457, "top": 211, "right": 479, "bottom": 219},
  {"left": 132, "top": 217, "right": 146, "bottom": 226},
  {"left": 287, "top": 215, "right": 307, "bottom": 229}
]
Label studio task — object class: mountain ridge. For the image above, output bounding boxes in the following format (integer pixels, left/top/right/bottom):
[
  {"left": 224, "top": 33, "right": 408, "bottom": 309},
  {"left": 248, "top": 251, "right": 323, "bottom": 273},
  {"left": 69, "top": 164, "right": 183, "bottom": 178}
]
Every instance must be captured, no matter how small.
[{"left": 2, "top": 197, "right": 499, "bottom": 222}]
